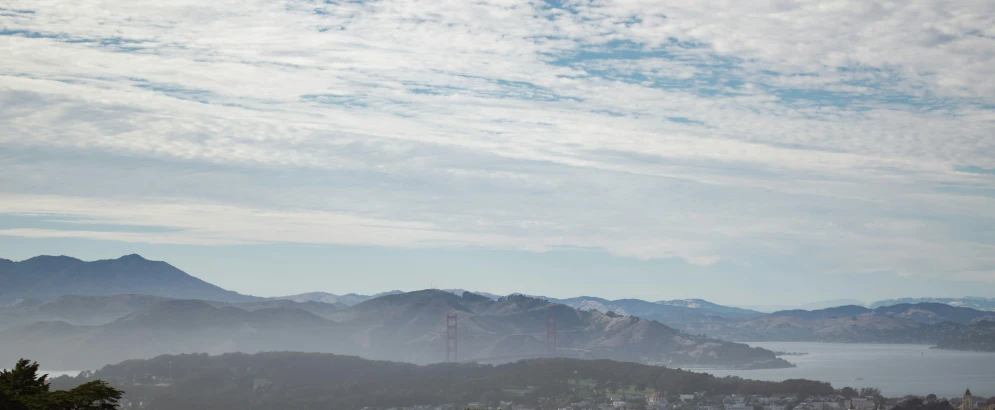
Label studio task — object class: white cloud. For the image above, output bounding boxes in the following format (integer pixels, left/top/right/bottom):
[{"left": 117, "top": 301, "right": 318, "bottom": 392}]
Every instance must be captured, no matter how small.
[{"left": 0, "top": 0, "right": 994, "bottom": 281}]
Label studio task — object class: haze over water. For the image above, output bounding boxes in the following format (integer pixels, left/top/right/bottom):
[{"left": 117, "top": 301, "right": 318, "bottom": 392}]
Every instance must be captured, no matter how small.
[{"left": 697, "top": 342, "right": 995, "bottom": 398}]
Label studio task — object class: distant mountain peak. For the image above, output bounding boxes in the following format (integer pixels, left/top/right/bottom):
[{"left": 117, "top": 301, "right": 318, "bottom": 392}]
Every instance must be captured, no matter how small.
[
  {"left": 21, "top": 255, "right": 83, "bottom": 263},
  {"left": 869, "top": 297, "right": 995, "bottom": 312},
  {"left": 118, "top": 253, "right": 149, "bottom": 261},
  {"left": 1, "top": 254, "right": 259, "bottom": 305}
]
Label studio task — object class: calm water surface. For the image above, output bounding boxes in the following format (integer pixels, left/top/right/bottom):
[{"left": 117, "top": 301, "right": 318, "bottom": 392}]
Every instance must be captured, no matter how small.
[{"left": 692, "top": 342, "right": 994, "bottom": 398}]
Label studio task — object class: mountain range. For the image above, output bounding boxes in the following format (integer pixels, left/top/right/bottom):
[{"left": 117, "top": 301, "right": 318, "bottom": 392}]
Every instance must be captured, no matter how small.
[
  {"left": 2, "top": 253, "right": 994, "bottom": 369},
  {"left": 270, "top": 291, "right": 401, "bottom": 306},
  {"left": 0, "top": 298, "right": 344, "bottom": 369},
  {"left": 695, "top": 303, "right": 995, "bottom": 346},
  {"left": 0, "top": 291, "right": 789, "bottom": 370},
  {"left": 869, "top": 297, "right": 995, "bottom": 312},
  {"left": 543, "top": 296, "right": 765, "bottom": 327},
  {"left": 0, "top": 254, "right": 258, "bottom": 305},
  {"left": 735, "top": 299, "right": 867, "bottom": 313}
]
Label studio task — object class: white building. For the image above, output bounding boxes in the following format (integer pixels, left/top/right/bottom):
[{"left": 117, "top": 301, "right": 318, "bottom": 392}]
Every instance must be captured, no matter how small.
[
  {"left": 846, "top": 398, "right": 876, "bottom": 410},
  {"left": 650, "top": 392, "right": 671, "bottom": 410}
]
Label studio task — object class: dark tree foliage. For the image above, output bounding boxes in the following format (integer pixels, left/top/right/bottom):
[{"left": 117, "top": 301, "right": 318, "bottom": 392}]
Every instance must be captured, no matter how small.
[
  {"left": 52, "top": 352, "right": 833, "bottom": 410},
  {"left": 890, "top": 396, "right": 955, "bottom": 410},
  {"left": 839, "top": 387, "right": 859, "bottom": 398},
  {"left": 0, "top": 359, "right": 123, "bottom": 410}
]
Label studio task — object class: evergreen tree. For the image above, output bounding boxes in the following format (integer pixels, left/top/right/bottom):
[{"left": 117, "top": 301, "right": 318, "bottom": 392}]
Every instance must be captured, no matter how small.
[{"left": 0, "top": 359, "right": 123, "bottom": 410}]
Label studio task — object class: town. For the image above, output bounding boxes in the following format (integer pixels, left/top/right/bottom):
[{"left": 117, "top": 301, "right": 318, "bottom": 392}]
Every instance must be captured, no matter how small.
[{"left": 362, "top": 388, "right": 992, "bottom": 410}]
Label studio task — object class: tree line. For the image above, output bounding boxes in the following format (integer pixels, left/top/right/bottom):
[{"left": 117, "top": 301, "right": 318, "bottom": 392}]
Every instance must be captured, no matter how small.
[{"left": 48, "top": 352, "right": 833, "bottom": 410}]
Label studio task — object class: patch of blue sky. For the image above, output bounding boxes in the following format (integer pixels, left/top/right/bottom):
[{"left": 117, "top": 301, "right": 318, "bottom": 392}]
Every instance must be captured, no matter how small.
[
  {"left": 666, "top": 116, "right": 706, "bottom": 126},
  {"left": 403, "top": 75, "right": 581, "bottom": 103},
  {"left": 94, "top": 37, "right": 149, "bottom": 52},
  {"left": 955, "top": 165, "right": 995, "bottom": 176},
  {"left": 739, "top": 68, "right": 956, "bottom": 113},
  {"left": 492, "top": 79, "right": 582, "bottom": 102},
  {"left": 0, "top": 214, "right": 181, "bottom": 234},
  {"left": 0, "top": 29, "right": 56, "bottom": 39},
  {"left": 590, "top": 109, "right": 625, "bottom": 117},
  {"left": 406, "top": 86, "right": 460, "bottom": 96},
  {"left": 300, "top": 93, "right": 368, "bottom": 108},
  {"left": 770, "top": 88, "right": 867, "bottom": 109},
  {"left": 537, "top": 0, "right": 580, "bottom": 15},
  {"left": 0, "top": 30, "right": 151, "bottom": 53},
  {"left": 554, "top": 39, "right": 963, "bottom": 112},
  {"left": 547, "top": 40, "right": 754, "bottom": 99},
  {"left": 575, "top": 64, "right": 746, "bottom": 99},
  {"left": 547, "top": 39, "right": 676, "bottom": 66},
  {"left": 934, "top": 185, "right": 995, "bottom": 199},
  {"left": 0, "top": 8, "right": 35, "bottom": 16},
  {"left": 132, "top": 80, "right": 213, "bottom": 104}
]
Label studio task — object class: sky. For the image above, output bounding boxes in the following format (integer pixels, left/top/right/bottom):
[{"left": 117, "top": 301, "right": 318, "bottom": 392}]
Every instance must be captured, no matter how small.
[{"left": 1, "top": 0, "right": 994, "bottom": 306}]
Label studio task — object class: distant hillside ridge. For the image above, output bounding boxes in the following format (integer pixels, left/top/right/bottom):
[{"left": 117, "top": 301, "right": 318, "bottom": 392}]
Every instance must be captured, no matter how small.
[
  {"left": 545, "top": 296, "right": 765, "bottom": 329},
  {"left": 0, "top": 294, "right": 348, "bottom": 333},
  {"left": 269, "top": 290, "right": 403, "bottom": 306},
  {"left": 0, "top": 298, "right": 344, "bottom": 369},
  {"left": 696, "top": 302, "right": 995, "bottom": 346},
  {"left": 0, "top": 289, "right": 793, "bottom": 369},
  {"left": 321, "top": 290, "right": 790, "bottom": 369},
  {"left": 870, "top": 297, "right": 995, "bottom": 312},
  {"left": 272, "top": 292, "right": 766, "bottom": 329},
  {"left": 0, "top": 254, "right": 259, "bottom": 305},
  {"left": 765, "top": 303, "right": 995, "bottom": 325}
]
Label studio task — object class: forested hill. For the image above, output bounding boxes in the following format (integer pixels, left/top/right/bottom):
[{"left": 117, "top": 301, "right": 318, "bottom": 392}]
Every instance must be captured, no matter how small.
[
  {"left": 935, "top": 320, "right": 995, "bottom": 352},
  {"left": 51, "top": 352, "right": 835, "bottom": 410}
]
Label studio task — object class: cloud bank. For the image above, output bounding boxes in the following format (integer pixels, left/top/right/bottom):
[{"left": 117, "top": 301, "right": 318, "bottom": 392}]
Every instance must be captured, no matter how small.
[{"left": 1, "top": 0, "right": 994, "bottom": 280}]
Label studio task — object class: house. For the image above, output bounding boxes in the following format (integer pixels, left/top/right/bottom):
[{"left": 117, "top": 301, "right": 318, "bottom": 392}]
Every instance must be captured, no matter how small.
[
  {"left": 846, "top": 398, "right": 876, "bottom": 410},
  {"left": 252, "top": 378, "right": 271, "bottom": 391},
  {"left": 650, "top": 392, "right": 671, "bottom": 410},
  {"left": 811, "top": 402, "right": 841, "bottom": 410},
  {"left": 681, "top": 395, "right": 696, "bottom": 403}
]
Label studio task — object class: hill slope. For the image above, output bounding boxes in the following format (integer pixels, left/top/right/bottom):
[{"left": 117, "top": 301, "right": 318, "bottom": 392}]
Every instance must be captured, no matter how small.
[
  {"left": 269, "top": 290, "right": 403, "bottom": 306},
  {"left": 0, "top": 299, "right": 344, "bottom": 369},
  {"left": 548, "top": 296, "right": 764, "bottom": 329},
  {"left": 0, "top": 290, "right": 790, "bottom": 370},
  {"left": 327, "top": 290, "right": 789, "bottom": 369},
  {"left": 0, "top": 294, "right": 167, "bottom": 331},
  {"left": 0, "top": 254, "right": 258, "bottom": 305},
  {"left": 870, "top": 297, "right": 995, "bottom": 312},
  {"left": 48, "top": 352, "right": 834, "bottom": 410},
  {"left": 702, "top": 303, "right": 995, "bottom": 344}
]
